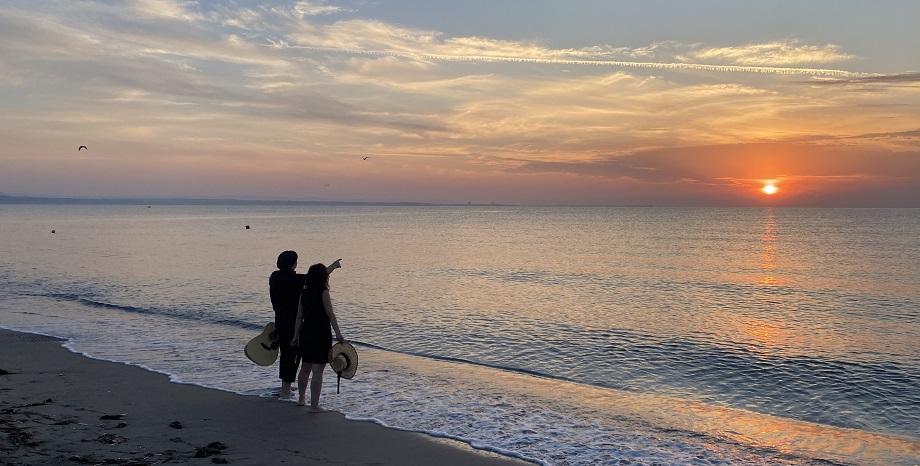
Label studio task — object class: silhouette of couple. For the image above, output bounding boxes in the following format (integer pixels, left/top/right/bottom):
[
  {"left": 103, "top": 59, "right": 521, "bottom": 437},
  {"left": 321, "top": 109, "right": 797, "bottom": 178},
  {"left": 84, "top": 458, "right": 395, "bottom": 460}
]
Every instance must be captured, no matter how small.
[{"left": 269, "top": 251, "right": 345, "bottom": 411}]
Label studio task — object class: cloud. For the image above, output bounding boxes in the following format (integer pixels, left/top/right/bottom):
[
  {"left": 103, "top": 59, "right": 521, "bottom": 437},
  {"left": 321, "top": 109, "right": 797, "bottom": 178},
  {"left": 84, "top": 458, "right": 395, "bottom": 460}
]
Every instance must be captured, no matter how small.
[
  {"left": 275, "top": 43, "right": 866, "bottom": 77},
  {"left": 852, "top": 129, "right": 920, "bottom": 139},
  {"left": 292, "top": 1, "right": 350, "bottom": 17},
  {"left": 513, "top": 142, "right": 920, "bottom": 205},
  {"left": 225, "top": 14, "right": 870, "bottom": 77},
  {"left": 518, "top": 143, "right": 919, "bottom": 179},
  {"left": 132, "top": 0, "right": 202, "bottom": 21},
  {"left": 266, "top": 20, "right": 867, "bottom": 78},
  {"left": 688, "top": 40, "right": 854, "bottom": 66},
  {"left": 0, "top": 5, "right": 448, "bottom": 146},
  {"left": 801, "top": 72, "right": 920, "bottom": 86}
]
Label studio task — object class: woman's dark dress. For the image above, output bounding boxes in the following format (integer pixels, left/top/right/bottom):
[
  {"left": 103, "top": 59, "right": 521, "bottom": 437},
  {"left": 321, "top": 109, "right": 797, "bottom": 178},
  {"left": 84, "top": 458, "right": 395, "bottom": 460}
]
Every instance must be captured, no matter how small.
[{"left": 298, "top": 287, "right": 332, "bottom": 364}]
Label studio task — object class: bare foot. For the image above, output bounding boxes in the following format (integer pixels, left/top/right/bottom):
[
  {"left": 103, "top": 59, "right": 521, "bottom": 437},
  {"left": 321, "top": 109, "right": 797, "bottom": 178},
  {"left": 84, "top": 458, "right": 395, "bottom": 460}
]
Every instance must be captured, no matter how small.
[
  {"left": 297, "top": 399, "right": 306, "bottom": 407},
  {"left": 308, "top": 406, "right": 326, "bottom": 413}
]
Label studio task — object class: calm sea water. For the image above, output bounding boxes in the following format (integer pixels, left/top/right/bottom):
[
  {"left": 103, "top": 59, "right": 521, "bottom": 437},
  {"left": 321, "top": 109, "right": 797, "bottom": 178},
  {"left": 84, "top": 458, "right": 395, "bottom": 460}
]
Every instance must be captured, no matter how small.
[{"left": 1, "top": 205, "right": 918, "bottom": 465}]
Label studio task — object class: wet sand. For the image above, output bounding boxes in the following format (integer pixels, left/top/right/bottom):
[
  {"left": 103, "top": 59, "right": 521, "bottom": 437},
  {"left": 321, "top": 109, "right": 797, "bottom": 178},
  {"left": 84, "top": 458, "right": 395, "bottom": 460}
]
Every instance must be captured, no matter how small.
[{"left": 0, "top": 329, "right": 530, "bottom": 465}]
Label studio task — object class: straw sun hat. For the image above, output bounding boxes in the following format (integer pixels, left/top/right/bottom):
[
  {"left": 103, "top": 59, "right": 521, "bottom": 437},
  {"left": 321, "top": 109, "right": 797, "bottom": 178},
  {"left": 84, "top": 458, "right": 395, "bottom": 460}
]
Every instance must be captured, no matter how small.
[{"left": 328, "top": 341, "right": 358, "bottom": 393}]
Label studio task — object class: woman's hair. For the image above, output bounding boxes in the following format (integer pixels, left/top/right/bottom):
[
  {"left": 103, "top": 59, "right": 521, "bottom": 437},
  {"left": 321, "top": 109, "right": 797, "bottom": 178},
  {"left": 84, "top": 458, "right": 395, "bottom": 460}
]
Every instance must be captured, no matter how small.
[
  {"left": 276, "top": 250, "right": 297, "bottom": 270},
  {"left": 305, "top": 263, "right": 329, "bottom": 294}
]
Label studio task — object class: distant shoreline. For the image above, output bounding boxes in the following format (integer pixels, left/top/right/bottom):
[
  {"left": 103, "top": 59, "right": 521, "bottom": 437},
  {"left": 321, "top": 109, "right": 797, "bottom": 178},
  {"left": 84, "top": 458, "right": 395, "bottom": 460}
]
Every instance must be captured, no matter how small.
[{"left": 0, "top": 194, "right": 514, "bottom": 207}]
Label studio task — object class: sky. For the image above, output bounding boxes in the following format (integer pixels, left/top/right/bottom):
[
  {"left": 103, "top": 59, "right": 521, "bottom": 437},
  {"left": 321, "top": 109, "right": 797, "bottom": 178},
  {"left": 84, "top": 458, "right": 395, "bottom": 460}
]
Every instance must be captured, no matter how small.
[{"left": 1, "top": 0, "right": 918, "bottom": 205}]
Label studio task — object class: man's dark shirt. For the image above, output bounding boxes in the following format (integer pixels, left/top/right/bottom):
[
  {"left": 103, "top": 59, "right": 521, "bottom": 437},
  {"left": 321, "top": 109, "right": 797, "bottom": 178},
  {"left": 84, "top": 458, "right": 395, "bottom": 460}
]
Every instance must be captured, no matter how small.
[{"left": 269, "top": 270, "right": 305, "bottom": 342}]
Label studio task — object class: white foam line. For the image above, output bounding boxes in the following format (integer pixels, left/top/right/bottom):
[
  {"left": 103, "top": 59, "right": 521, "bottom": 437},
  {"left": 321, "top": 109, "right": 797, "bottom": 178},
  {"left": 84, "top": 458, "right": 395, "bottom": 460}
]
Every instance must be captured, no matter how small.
[
  {"left": 0, "top": 324, "right": 217, "bottom": 390},
  {"left": 343, "top": 414, "right": 547, "bottom": 466},
  {"left": 0, "top": 324, "right": 543, "bottom": 465},
  {"left": 272, "top": 42, "right": 871, "bottom": 78}
]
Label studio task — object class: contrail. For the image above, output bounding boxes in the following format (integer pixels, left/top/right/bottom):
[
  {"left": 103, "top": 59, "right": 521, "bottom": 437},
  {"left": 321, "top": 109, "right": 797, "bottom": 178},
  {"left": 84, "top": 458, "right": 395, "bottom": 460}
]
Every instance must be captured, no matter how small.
[{"left": 271, "top": 42, "right": 871, "bottom": 78}]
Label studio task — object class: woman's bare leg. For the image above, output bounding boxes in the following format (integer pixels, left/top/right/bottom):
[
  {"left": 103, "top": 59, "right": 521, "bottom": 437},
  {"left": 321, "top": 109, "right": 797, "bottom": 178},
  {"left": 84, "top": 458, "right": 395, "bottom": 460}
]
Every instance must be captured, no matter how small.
[
  {"left": 309, "top": 363, "right": 326, "bottom": 411},
  {"left": 296, "top": 365, "right": 311, "bottom": 406}
]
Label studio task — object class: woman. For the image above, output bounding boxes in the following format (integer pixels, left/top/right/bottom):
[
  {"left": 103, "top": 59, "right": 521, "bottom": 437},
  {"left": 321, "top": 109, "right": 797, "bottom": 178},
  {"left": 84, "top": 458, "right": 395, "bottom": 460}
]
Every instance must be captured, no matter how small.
[{"left": 291, "top": 263, "right": 345, "bottom": 411}]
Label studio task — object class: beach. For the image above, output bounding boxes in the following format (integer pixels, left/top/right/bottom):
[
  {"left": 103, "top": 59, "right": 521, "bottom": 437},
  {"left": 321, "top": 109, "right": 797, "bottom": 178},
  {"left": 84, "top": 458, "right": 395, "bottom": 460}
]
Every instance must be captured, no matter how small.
[{"left": 0, "top": 329, "right": 529, "bottom": 466}]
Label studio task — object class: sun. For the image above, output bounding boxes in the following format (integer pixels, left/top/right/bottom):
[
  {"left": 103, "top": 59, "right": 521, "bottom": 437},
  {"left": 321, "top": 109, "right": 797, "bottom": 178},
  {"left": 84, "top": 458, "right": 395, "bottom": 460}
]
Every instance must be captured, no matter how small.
[{"left": 762, "top": 182, "right": 778, "bottom": 195}]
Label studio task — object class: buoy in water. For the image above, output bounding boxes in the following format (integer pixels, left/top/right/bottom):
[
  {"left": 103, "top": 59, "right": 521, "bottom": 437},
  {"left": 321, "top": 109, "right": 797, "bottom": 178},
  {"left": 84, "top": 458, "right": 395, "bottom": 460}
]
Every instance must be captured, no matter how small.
[
  {"left": 51, "top": 229, "right": 55, "bottom": 234},
  {"left": 245, "top": 225, "right": 250, "bottom": 229}
]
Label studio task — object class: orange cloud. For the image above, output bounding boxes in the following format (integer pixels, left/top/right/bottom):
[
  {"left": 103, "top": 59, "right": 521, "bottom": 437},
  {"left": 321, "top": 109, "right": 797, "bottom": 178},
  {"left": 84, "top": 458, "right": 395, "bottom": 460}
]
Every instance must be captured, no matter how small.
[{"left": 514, "top": 143, "right": 920, "bottom": 206}]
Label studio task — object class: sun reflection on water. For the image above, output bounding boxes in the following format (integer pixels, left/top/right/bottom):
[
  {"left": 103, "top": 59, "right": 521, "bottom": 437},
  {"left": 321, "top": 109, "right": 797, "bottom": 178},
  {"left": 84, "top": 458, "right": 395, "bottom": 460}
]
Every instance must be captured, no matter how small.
[{"left": 758, "top": 208, "right": 783, "bottom": 286}]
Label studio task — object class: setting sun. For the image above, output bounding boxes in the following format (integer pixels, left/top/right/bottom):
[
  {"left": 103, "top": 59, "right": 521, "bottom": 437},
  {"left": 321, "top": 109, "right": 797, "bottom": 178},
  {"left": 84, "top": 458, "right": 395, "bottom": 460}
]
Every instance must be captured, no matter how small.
[{"left": 762, "top": 182, "right": 779, "bottom": 195}]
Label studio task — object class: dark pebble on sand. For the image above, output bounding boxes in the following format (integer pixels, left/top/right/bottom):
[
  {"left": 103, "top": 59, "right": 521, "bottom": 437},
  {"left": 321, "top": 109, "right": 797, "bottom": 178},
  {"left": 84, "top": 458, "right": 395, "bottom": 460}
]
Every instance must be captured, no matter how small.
[
  {"left": 192, "top": 441, "right": 227, "bottom": 458},
  {"left": 9, "top": 429, "right": 39, "bottom": 447},
  {"left": 68, "top": 455, "right": 150, "bottom": 466},
  {"left": 116, "top": 422, "right": 128, "bottom": 428},
  {"left": 193, "top": 447, "right": 220, "bottom": 458},
  {"left": 0, "top": 368, "right": 12, "bottom": 375},
  {"left": 168, "top": 421, "right": 182, "bottom": 429},
  {"left": 100, "top": 414, "right": 125, "bottom": 420},
  {"left": 96, "top": 433, "right": 127, "bottom": 444},
  {"left": 44, "top": 398, "right": 53, "bottom": 403}
]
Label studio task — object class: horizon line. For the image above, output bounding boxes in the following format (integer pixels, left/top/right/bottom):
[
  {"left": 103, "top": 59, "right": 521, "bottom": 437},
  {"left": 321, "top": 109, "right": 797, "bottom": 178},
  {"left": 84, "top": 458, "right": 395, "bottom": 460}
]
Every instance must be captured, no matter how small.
[{"left": 2, "top": 194, "right": 918, "bottom": 208}]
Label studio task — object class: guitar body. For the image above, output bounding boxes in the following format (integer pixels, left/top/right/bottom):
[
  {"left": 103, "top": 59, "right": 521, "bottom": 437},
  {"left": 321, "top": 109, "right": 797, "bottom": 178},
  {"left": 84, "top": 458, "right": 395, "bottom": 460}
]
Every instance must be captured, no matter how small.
[{"left": 244, "top": 322, "right": 279, "bottom": 366}]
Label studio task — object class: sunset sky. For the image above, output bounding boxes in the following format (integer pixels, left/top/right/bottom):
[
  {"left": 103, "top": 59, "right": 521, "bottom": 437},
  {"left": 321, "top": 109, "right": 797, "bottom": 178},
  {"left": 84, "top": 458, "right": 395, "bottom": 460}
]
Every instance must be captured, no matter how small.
[{"left": 1, "top": 0, "right": 918, "bottom": 205}]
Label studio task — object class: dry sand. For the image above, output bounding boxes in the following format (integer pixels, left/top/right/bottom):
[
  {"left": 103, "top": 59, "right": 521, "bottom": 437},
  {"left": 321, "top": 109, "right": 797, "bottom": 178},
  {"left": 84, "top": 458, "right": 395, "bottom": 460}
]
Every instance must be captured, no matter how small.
[{"left": 0, "top": 329, "right": 531, "bottom": 465}]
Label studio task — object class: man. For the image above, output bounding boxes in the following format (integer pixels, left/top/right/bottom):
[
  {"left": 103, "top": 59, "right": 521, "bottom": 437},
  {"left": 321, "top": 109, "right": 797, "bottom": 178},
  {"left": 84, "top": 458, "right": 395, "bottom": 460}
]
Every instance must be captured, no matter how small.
[{"left": 269, "top": 251, "right": 341, "bottom": 398}]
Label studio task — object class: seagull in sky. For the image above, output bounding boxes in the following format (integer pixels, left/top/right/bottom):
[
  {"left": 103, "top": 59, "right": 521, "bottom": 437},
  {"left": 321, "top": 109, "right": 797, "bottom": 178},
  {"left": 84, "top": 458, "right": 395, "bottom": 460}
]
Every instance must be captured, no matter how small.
[
  {"left": 78, "top": 145, "right": 87, "bottom": 151},
  {"left": 362, "top": 156, "right": 369, "bottom": 160}
]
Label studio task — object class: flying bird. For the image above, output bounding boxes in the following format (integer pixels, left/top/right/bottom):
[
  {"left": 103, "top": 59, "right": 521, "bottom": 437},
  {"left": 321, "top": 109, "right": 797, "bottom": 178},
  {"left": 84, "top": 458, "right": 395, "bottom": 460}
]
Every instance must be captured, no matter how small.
[
  {"left": 362, "top": 156, "right": 369, "bottom": 160},
  {"left": 78, "top": 145, "right": 87, "bottom": 151}
]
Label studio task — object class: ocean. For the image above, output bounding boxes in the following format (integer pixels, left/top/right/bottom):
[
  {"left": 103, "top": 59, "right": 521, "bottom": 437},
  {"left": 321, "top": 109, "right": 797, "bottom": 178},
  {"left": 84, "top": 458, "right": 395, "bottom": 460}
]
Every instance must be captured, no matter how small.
[{"left": 0, "top": 204, "right": 917, "bottom": 465}]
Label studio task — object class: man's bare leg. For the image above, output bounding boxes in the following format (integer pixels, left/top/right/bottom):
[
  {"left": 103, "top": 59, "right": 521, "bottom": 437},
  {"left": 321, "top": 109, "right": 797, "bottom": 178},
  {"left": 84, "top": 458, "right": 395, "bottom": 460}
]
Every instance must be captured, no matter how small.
[{"left": 280, "top": 381, "right": 292, "bottom": 398}]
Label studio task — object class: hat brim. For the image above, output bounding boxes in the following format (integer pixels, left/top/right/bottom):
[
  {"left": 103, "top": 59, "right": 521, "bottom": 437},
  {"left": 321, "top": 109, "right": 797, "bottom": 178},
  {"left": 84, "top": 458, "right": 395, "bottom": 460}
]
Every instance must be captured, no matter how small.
[{"left": 328, "top": 342, "right": 358, "bottom": 379}]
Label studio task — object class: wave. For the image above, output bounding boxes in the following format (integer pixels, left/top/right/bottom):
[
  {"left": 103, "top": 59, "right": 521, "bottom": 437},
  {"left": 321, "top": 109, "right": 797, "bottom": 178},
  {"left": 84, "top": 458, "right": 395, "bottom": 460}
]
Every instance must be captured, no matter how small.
[
  {"left": 34, "top": 291, "right": 582, "bottom": 385},
  {"left": 441, "top": 267, "right": 920, "bottom": 323},
  {"left": 34, "top": 292, "right": 265, "bottom": 331}
]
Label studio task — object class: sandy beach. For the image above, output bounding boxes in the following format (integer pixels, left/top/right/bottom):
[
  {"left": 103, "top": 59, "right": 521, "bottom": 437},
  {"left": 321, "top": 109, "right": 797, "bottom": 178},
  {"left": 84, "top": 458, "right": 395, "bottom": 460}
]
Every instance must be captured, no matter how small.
[{"left": 0, "top": 329, "right": 529, "bottom": 466}]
